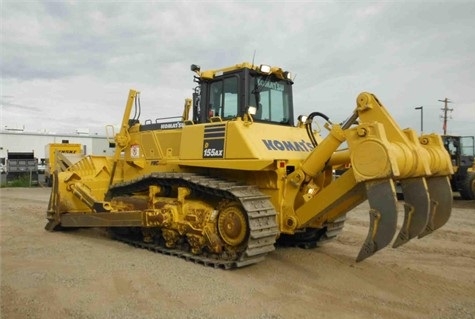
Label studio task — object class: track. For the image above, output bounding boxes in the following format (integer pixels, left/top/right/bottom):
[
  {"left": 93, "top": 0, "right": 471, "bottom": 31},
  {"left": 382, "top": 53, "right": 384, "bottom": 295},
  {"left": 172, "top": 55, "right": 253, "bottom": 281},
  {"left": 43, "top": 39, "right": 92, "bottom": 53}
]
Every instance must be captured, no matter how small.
[
  {"left": 276, "top": 215, "right": 346, "bottom": 248},
  {"left": 107, "top": 172, "right": 279, "bottom": 269}
]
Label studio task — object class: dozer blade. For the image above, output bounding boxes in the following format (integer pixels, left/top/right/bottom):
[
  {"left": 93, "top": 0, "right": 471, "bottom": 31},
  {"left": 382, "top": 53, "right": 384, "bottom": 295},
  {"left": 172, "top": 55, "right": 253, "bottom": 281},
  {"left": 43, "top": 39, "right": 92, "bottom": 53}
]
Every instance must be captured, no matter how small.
[
  {"left": 419, "top": 176, "right": 453, "bottom": 238},
  {"left": 392, "top": 177, "right": 430, "bottom": 248},
  {"left": 356, "top": 179, "right": 398, "bottom": 262}
]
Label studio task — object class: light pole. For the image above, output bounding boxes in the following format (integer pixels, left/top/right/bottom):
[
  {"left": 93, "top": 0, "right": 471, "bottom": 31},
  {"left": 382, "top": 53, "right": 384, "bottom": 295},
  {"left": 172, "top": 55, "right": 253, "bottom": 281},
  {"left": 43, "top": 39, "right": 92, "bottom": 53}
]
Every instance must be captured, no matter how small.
[{"left": 414, "top": 106, "right": 423, "bottom": 134}]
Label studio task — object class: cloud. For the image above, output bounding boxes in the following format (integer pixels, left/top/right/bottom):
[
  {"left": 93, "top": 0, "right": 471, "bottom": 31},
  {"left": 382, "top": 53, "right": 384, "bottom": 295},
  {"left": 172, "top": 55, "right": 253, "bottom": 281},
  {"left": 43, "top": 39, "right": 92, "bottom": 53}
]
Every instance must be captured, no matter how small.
[{"left": 1, "top": 1, "right": 474, "bottom": 138}]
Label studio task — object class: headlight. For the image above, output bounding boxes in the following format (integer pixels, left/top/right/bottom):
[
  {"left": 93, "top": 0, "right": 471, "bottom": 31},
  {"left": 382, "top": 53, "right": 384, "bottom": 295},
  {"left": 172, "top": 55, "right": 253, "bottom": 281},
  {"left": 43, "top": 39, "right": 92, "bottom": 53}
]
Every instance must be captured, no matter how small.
[
  {"left": 248, "top": 106, "right": 257, "bottom": 115},
  {"left": 283, "top": 71, "right": 292, "bottom": 80},
  {"left": 298, "top": 115, "right": 308, "bottom": 123},
  {"left": 259, "top": 64, "right": 271, "bottom": 74}
]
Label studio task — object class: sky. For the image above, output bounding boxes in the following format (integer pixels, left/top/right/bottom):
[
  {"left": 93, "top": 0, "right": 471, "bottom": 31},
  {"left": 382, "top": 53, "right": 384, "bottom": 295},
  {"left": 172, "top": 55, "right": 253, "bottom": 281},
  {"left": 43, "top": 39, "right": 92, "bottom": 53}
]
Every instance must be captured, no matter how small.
[{"left": 1, "top": 0, "right": 475, "bottom": 140}]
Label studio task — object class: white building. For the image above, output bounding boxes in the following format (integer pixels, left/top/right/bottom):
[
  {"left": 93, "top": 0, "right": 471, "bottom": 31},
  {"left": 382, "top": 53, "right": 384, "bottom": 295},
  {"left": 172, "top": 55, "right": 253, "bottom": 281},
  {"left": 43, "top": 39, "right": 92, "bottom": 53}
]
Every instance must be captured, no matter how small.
[{"left": 0, "top": 129, "right": 116, "bottom": 164}]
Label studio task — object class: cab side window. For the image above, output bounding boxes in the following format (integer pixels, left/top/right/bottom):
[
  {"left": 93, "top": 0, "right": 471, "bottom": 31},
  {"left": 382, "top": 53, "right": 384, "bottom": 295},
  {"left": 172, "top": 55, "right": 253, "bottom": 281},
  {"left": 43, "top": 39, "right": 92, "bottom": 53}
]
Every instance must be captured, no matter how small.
[{"left": 208, "top": 77, "right": 238, "bottom": 119}]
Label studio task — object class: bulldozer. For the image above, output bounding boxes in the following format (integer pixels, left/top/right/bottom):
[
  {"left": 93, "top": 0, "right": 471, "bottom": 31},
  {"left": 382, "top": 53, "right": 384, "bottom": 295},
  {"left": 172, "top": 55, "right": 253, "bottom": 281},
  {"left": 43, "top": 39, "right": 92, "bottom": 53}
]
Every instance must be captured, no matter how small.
[
  {"left": 442, "top": 135, "right": 475, "bottom": 200},
  {"left": 44, "top": 142, "right": 83, "bottom": 187},
  {"left": 46, "top": 62, "right": 454, "bottom": 268}
]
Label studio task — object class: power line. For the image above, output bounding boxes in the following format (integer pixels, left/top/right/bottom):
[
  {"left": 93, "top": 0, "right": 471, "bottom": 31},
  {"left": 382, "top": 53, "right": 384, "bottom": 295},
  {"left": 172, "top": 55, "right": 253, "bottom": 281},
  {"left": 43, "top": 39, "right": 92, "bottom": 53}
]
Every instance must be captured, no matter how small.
[{"left": 438, "top": 98, "right": 453, "bottom": 135}]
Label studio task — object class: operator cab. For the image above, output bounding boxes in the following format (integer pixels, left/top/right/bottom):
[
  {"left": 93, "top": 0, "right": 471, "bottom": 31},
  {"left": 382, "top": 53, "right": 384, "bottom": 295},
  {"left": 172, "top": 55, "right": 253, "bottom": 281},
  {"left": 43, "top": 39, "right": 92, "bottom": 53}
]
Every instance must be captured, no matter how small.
[
  {"left": 191, "top": 63, "right": 295, "bottom": 126},
  {"left": 443, "top": 135, "right": 475, "bottom": 167}
]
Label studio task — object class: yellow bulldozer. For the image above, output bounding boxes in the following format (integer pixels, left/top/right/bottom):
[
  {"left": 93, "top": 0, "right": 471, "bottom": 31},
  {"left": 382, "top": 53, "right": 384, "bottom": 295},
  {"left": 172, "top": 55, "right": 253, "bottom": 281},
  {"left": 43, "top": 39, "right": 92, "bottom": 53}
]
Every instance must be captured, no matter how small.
[
  {"left": 44, "top": 142, "right": 83, "bottom": 187},
  {"left": 46, "top": 62, "right": 454, "bottom": 268}
]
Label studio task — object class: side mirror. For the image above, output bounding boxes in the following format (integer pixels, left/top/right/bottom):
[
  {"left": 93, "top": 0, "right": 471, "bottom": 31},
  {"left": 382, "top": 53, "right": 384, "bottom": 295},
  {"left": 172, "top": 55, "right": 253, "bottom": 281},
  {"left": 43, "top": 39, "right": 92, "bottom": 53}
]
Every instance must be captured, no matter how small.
[{"left": 190, "top": 64, "right": 201, "bottom": 74}]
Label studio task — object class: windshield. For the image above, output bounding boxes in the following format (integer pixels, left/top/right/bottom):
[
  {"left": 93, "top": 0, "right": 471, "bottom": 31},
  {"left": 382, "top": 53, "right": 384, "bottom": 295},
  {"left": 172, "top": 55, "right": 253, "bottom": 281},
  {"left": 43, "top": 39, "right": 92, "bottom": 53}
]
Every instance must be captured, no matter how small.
[
  {"left": 461, "top": 136, "right": 475, "bottom": 156},
  {"left": 249, "top": 75, "right": 292, "bottom": 125}
]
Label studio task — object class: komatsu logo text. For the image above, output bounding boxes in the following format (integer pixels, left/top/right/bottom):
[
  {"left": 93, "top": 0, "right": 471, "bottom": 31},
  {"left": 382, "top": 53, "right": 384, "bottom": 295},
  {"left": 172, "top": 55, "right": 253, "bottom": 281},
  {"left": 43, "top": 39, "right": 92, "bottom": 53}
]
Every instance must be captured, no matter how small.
[
  {"left": 262, "top": 139, "right": 314, "bottom": 152},
  {"left": 160, "top": 121, "right": 183, "bottom": 130}
]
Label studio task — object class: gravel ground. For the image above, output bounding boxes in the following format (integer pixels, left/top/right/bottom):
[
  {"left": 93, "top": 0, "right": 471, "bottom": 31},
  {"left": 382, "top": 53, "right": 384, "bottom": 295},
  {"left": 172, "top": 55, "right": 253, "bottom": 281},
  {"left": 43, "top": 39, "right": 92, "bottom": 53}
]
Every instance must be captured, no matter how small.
[{"left": 1, "top": 187, "right": 475, "bottom": 319}]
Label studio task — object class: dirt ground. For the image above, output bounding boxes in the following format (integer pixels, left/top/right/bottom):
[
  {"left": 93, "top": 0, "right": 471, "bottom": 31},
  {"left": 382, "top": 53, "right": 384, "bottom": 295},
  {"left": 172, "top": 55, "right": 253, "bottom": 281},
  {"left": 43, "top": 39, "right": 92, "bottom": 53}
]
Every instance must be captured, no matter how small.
[{"left": 1, "top": 187, "right": 474, "bottom": 319}]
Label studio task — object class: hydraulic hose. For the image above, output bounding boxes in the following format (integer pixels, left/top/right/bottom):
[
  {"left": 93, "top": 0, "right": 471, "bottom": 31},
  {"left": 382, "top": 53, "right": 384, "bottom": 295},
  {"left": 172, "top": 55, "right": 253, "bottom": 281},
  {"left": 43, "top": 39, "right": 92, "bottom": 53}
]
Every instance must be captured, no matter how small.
[{"left": 305, "top": 112, "right": 332, "bottom": 147}]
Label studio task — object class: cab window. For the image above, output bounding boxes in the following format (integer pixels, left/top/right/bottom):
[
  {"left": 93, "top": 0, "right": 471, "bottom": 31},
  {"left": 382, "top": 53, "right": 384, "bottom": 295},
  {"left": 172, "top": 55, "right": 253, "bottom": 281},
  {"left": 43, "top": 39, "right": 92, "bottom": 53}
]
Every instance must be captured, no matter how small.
[
  {"left": 249, "top": 75, "right": 291, "bottom": 125},
  {"left": 208, "top": 76, "right": 238, "bottom": 119}
]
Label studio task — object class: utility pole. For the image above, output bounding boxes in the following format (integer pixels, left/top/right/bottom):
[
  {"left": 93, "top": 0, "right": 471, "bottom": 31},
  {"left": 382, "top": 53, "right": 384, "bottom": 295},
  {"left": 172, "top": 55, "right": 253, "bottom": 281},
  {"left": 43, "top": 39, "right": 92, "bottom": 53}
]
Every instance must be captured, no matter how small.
[{"left": 438, "top": 98, "right": 453, "bottom": 135}]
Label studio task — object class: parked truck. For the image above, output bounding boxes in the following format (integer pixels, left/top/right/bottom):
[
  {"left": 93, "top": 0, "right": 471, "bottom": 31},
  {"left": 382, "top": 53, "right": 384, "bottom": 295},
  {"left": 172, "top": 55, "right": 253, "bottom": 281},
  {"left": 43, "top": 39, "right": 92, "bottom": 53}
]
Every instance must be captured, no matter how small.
[{"left": 6, "top": 151, "right": 38, "bottom": 185}]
